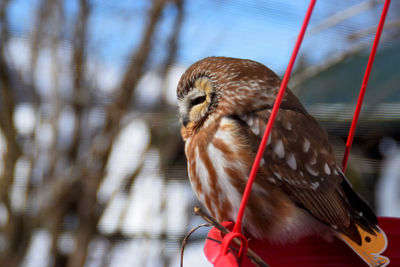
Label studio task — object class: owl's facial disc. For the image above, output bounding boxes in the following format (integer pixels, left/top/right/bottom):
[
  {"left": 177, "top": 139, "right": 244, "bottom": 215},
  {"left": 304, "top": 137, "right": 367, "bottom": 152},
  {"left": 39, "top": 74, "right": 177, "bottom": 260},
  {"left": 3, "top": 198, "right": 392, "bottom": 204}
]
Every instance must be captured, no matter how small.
[{"left": 179, "top": 77, "right": 214, "bottom": 128}]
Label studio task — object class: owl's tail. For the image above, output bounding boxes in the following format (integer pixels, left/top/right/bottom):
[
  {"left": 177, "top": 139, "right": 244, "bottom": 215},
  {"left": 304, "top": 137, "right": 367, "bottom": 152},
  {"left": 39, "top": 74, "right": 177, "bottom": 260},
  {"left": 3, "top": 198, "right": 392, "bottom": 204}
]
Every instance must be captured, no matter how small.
[{"left": 339, "top": 224, "right": 389, "bottom": 267}]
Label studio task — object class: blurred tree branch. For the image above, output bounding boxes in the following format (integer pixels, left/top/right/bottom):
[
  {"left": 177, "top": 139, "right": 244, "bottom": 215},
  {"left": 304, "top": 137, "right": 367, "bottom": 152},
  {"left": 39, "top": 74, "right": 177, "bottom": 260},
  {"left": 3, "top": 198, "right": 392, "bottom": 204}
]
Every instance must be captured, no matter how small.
[
  {"left": 347, "top": 19, "right": 400, "bottom": 41},
  {"left": 308, "top": 0, "right": 384, "bottom": 35},
  {"left": 67, "top": 0, "right": 174, "bottom": 266},
  {"left": 0, "top": 1, "right": 27, "bottom": 266},
  {"left": 0, "top": 0, "right": 188, "bottom": 266}
]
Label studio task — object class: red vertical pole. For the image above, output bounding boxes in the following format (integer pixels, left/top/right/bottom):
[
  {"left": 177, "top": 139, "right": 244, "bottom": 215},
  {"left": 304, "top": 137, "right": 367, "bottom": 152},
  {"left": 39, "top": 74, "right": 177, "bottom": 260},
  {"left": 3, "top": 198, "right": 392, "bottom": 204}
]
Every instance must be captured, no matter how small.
[
  {"left": 342, "top": 0, "right": 391, "bottom": 172},
  {"left": 232, "top": 0, "right": 317, "bottom": 235}
]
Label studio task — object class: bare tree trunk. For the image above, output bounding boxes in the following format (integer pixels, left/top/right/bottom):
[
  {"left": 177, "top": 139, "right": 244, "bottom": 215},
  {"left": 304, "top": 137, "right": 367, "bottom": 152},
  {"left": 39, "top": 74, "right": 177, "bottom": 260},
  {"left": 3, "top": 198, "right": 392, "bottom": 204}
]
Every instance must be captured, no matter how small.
[{"left": 67, "top": 0, "right": 170, "bottom": 266}]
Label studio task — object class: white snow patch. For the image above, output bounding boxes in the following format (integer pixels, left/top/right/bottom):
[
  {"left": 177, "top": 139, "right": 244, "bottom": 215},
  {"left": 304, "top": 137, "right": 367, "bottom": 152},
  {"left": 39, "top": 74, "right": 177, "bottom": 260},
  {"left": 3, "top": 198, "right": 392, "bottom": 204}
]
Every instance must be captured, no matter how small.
[
  {"left": 98, "top": 119, "right": 150, "bottom": 203},
  {"left": 14, "top": 103, "right": 36, "bottom": 135},
  {"left": 22, "top": 229, "right": 52, "bottom": 267},
  {"left": 120, "top": 150, "right": 163, "bottom": 236}
]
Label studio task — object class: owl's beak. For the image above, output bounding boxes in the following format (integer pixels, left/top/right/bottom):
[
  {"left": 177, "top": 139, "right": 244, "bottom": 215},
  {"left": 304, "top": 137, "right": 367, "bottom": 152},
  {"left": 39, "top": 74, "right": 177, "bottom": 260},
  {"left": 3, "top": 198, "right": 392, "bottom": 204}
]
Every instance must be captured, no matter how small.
[{"left": 182, "top": 115, "right": 189, "bottom": 128}]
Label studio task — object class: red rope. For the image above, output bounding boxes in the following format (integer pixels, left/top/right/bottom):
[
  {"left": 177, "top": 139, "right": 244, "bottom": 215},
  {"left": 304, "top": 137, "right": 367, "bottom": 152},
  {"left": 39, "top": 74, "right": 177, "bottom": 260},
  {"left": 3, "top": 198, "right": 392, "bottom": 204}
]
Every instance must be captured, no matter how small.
[
  {"left": 342, "top": 0, "right": 391, "bottom": 172},
  {"left": 232, "top": 0, "right": 317, "bottom": 235}
]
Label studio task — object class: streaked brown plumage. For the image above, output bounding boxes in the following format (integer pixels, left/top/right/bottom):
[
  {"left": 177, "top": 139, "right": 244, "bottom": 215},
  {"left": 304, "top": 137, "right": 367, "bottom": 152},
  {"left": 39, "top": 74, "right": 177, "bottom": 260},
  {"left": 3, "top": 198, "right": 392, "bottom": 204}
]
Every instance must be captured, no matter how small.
[{"left": 177, "top": 57, "right": 388, "bottom": 266}]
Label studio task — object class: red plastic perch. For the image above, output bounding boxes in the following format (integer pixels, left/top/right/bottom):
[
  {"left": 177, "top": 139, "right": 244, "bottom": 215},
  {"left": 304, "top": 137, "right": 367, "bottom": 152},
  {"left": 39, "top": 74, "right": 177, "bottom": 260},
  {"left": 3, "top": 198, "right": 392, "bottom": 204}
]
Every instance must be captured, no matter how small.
[{"left": 204, "top": 217, "right": 400, "bottom": 266}]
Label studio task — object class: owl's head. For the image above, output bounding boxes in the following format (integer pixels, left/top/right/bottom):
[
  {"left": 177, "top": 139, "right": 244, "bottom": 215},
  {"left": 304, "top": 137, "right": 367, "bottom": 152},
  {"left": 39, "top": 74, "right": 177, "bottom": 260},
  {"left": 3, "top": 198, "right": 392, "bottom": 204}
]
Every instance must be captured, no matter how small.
[
  {"left": 177, "top": 57, "right": 283, "bottom": 134},
  {"left": 177, "top": 76, "right": 217, "bottom": 129}
]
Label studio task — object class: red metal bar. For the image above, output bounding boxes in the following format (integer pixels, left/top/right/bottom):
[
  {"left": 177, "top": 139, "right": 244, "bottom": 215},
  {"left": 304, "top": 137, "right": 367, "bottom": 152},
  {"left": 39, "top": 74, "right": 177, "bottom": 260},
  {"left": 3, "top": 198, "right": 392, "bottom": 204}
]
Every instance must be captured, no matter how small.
[
  {"left": 232, "top": 0, "right": 317, "bottom": 235},
  {"left": 342, "top": 0, "right": 391, "bottom": 172}
]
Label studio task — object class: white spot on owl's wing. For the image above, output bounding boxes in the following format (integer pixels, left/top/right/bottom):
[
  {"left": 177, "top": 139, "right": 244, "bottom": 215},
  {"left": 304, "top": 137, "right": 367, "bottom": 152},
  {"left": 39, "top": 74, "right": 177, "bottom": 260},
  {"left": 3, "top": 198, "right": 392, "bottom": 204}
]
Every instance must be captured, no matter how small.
[
  {"left": 267, "top": 134, "right": 272, "bottom": 145},
  {"left": 324, "top": 163, "right": 331, "bottom": 175},
  {"left": 240, "top": 114, "right": 260, "bottom": 136},
  {"left": 306, "top": 164, "right": 319, "bottom": 177},
  {"left": 273, "top": 139, "right": 285, "bottom": 159},
  {"left": 252, "top": 184, "right": 269, "bottom": 196},
  {"left": 310, "top": 181, "right": 320, "bottom": 190},
  {"left": 250, "top": 118, "right": 260, "bottom": 135},
  {"left": 284, "top": 121, "right": 292, "bottom": 130},
  {"left": 286, "top": 153, "right": 297, "bottom": 170},
  {"left": 239, "top": 114, "right": 248, "bottom": 122},
  {"left": 273, "top": 172, "right": 282, "bottom": 180},
  {"left": 246, "top": 115, "right": 253, "bottom": 126},
  {"left": 303, "top": 138, "right": 310, "bottom": 153}
]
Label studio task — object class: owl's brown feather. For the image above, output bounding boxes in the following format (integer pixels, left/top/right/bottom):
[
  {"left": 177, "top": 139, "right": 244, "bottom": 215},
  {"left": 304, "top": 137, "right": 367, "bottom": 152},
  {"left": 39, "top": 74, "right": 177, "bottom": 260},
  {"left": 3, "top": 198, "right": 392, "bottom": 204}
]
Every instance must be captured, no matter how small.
[
  {"left": 177, "top": 56, "right": 388, "bottom": 265},
  {"left": 244, "top": 106, "right": 380, "bottom": 243}
]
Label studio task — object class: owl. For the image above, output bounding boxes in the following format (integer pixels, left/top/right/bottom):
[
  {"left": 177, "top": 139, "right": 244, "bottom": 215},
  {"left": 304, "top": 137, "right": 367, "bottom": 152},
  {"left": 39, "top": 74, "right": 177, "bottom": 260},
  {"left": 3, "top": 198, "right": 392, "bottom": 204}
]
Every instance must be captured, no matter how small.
[{"left": 177, "top": 57, "right": 389, "bottom": 266}]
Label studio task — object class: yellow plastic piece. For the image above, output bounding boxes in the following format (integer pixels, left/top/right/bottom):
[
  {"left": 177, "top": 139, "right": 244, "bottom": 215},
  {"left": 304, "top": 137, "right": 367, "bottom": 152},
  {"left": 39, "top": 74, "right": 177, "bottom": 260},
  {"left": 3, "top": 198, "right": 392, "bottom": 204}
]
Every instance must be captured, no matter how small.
[{"left": 339, "top": 225, "right": 390, "bottom": 267}]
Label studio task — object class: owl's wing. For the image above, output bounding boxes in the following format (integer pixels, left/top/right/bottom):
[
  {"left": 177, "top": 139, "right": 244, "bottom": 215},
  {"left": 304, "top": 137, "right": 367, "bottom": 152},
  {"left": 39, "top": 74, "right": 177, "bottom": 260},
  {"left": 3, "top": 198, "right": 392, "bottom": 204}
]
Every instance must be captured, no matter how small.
[{"left": 237, "top": 107, "right": 377, "bottom": 242}]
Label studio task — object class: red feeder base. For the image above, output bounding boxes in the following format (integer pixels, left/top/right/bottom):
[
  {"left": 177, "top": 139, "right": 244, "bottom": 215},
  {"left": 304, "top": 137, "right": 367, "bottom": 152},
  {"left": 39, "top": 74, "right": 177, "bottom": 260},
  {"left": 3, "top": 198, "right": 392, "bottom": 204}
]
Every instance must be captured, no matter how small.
[{"left": 204, "top": 217, "right": 400, "bottom": 266}]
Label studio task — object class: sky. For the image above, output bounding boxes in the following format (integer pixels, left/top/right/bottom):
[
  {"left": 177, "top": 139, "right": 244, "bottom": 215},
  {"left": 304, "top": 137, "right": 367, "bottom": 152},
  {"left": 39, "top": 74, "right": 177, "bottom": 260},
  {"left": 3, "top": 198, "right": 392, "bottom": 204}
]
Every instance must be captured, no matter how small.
[
  {"left": 8, "top": 0, "right": 392, "bottom": 74},
  {"left": 6, "top": 0, "right": 397, "bottom": 77}
]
